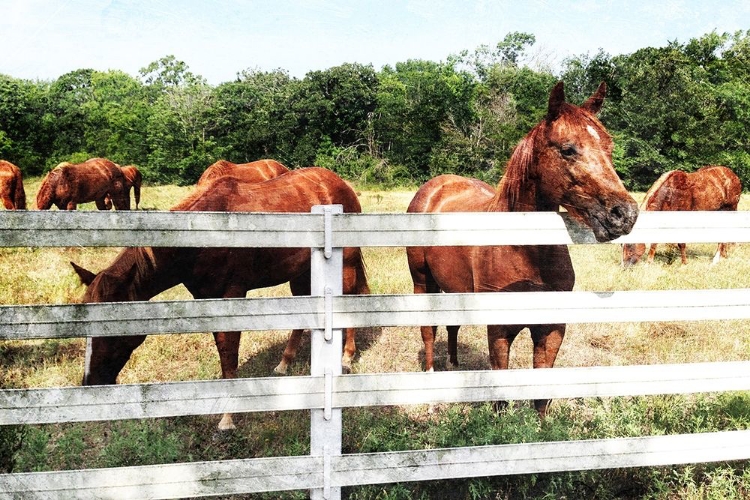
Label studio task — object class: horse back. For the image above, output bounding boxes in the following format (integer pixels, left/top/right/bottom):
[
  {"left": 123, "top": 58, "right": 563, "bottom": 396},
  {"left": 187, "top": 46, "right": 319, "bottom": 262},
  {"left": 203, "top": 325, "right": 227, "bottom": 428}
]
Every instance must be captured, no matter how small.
[
  {"left": 178, "top": 167, "right": 361, "bottom": 214},
  {"left": 197, "top": 159, "right": 289, "bottom": 186},
  {"left": 691, "top": 166, "right": 741, "bottom": 210},
  {"left": 407, "top": 174, "right": 496, "bottom": 214}
]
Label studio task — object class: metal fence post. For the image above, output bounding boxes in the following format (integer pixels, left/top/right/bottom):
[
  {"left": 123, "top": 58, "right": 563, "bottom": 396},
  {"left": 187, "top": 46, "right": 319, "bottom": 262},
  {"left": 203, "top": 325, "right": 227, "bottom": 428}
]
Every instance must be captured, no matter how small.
[{"left": 310, "top": 205, "right": 343, "bottom": 500}]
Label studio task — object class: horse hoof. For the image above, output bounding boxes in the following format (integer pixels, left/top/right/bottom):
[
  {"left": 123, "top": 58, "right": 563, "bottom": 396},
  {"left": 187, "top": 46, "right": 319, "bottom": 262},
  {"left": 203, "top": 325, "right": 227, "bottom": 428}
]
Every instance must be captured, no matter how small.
[
  {"left": 273, "top": 362, "right": 288, "bottom": 375},
  {"left": 217, "top": 414, "right": 236, "bottom": 431}
]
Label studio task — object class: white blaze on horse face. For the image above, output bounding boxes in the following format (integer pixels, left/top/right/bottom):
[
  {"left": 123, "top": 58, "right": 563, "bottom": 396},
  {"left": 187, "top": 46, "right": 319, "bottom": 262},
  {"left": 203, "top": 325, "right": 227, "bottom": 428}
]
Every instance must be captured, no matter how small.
[{"left": 587, "top": 125, "right": 600, "bottom": 141}]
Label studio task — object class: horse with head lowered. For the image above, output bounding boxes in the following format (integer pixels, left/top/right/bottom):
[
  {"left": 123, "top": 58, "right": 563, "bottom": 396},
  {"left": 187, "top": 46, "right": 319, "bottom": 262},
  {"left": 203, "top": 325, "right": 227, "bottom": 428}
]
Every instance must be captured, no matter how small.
[
  {"left": 72, "top": 167, "right": 370, "bottom": 430},
  {"left": 407, "top": 81, "right": 638, "bottom": 417},
  {"left": 622, "top": 165, "right": 741, "bottom": 266},
  {"left": 37, "top": 158, "right": 130, "bottom": 210}
]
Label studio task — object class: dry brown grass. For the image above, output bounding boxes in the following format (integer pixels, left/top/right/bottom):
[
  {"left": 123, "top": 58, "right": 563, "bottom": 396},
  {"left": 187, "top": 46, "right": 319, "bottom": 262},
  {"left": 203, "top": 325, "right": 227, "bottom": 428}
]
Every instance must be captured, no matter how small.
[{"left": 2, "top": 181, "right": 749, "bottom": 394}]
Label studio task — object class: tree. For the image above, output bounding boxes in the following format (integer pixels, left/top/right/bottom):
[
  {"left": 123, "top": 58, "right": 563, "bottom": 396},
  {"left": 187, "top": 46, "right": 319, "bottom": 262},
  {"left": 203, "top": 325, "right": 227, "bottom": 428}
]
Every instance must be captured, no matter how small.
[{"left": 140, "top": 56, "right": 218, "bottom": 183}]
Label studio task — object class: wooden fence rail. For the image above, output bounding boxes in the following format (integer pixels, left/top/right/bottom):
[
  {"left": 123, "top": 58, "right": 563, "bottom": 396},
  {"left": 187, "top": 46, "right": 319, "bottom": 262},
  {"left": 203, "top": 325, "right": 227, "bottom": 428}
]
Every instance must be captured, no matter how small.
[{"left": 1, "top": 209, "right": 749, "bottom": 499}]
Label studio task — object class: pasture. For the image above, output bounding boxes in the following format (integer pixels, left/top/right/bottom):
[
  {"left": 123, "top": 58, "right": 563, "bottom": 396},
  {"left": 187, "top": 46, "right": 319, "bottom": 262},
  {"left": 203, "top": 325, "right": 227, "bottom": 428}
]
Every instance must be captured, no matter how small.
[{"left": 2, "top": 178, "right": 750, "bottom": 499}]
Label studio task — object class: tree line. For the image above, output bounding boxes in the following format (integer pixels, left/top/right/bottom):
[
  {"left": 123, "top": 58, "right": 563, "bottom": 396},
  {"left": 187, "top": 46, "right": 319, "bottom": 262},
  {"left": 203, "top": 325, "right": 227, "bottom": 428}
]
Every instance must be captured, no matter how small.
[{"left": 1, "top": 30, "right": 749, "bottom": 191}]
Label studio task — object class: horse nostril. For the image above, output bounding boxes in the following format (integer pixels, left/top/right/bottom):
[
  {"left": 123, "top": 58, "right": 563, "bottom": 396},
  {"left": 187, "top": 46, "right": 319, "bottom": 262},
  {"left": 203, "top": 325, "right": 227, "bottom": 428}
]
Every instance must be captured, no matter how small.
[{"left": 610, "top": 204, "right": 625, "bottom": 222}]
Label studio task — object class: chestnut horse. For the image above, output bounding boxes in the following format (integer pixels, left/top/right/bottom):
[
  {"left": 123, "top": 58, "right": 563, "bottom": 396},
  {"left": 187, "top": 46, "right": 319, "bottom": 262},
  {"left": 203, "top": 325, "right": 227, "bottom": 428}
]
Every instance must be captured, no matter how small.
[
  {"left": 36, "top": 158, "right": 130, "bottom": 210},
  {"left": 0, "top": 160, "right": 26, "bottom": 209},
  {"left": 197, "top": 159, "right": 289, "bottom": 186},
  {"left": 71, "top": 167, "right": 370, "bottom": 430},
  {"left": 407, "top": 82, "right": 638, "bottom": 417},
  {"left": 622, "top": 166, "right": 741, "bottom": 266},
  {"left": 103, "top": 165, "right": 143, "bottom": 210}
]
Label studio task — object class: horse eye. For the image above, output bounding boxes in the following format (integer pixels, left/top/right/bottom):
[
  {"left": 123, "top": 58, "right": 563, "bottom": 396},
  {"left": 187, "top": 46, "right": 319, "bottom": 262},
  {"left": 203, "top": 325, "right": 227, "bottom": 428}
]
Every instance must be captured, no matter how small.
[{"left": 561, "top": 145, "right": 577, "bottom": 158}]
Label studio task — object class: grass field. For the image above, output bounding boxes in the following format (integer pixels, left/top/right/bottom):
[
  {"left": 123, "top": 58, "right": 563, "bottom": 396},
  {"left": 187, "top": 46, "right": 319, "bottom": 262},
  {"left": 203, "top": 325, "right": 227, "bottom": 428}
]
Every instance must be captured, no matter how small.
[{"left": 2, "top": 178, "right": 750, "bottom": 499}]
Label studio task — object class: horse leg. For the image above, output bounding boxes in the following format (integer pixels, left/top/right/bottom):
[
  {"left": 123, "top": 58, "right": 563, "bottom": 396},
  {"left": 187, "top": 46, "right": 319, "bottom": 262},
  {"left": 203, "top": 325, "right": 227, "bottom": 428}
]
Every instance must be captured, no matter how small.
[
  {"left": 95, "top": 196, "right": 111, "bottom": 210},
  {"left": 446, "top": 325, "right": 460, "bottom": 370},
  {"left": 679, "top": 243, "right": 687, "bottom": 265},
  {"left": 487, "top": 325, "right": 521, "bottom": 412},
  {"left": 339, "top": 247, "right": 371, "bottom": 372},
  {"left": 274, "top": 273, "right": 314, "bottom": 375},
  {"left": 530, "top": 323, "right": 566, "bottom": 418},
  {"left": 66, "top": 201, "right": 77, "bottom": 210},
  {"left": 421, "top": 325, "right": 439, "bottom": 372},
  {"left": 646, "top": 243, "right": 657, "bottom": 263},
  {"left": 274, "top": 329, "right": 305, "bottom": 375},
  {"left": 712, "top": 243, "right": 726, "bottom": 265},
  {"left": 212, "top": 331, "right": 241, "bottom": 430}
]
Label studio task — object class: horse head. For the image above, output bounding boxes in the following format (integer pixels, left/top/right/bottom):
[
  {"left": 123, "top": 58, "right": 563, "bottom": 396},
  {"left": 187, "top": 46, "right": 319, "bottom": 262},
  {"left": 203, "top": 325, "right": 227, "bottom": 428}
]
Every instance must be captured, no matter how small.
[
  {"left": 35, "top": 170, "right": 59, "bottom": 210},
  {"left": 71, "top": 260, "right": 141, "bottom": 385},
  {"left": 506, "top": 82, "right": 638, "bottom": 242}
]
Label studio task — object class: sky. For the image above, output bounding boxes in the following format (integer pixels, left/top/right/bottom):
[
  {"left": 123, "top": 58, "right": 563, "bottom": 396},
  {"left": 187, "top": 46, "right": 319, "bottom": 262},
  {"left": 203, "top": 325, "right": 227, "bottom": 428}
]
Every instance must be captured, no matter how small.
[{"left": 2, "top": 0, "right": 750, "bottom": 85}]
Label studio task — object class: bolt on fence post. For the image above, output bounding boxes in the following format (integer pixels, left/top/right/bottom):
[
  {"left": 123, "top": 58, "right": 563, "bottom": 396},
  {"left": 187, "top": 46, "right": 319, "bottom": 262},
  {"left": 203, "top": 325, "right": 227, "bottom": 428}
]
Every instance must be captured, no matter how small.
[{"left": 310, "top": 205, "right": 343, "bottom": 500}]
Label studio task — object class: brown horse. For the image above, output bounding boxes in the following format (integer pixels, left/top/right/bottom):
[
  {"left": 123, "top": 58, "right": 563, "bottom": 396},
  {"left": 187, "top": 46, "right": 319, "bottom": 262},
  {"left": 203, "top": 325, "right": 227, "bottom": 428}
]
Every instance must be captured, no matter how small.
[
  {"left": 36, "top": 158, "right": 130, "bottom": 210},
  {"left": 0, "top": 160, "right": 26, "bottom": 209},
  {"left": 102, "top": 165, "right": 143, "bottom": 210},
  {"left": 71, "top": 167, "right": 370, "bottom": 430},
  {"left": 406, "top": 82, "right": 638, "bottom": 417},
  {"left": 622, "top": 166, "right": 741, "bottom": 266},
  {"left": 197, "top": 159, "right": 289, "bottom": 186}
]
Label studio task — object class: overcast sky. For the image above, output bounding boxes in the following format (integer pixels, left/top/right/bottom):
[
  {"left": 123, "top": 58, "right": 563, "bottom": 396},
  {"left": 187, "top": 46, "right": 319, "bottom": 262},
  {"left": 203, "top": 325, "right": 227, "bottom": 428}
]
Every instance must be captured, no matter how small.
[{"left": 2, "top": 0, "right": 750, "bottom": 85}]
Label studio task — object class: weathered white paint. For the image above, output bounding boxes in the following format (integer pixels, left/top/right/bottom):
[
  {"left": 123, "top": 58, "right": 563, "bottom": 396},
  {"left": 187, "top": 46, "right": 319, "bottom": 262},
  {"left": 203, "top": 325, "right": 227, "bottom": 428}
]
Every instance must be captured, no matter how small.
[
  {"left": 2, "top": 208, "right": 749, "bottom": 499},
  {"left": 3, "top": 362, "right": 750, "bottom": 425},
  {"left": 2, "top": 289, "right": 749, "bottom": 341},
  {"left": 2, "top": 431, "right": 749, "bottom": 499},
  {"left": 1, "top": 210, "right": 750, "bottom": 248}
]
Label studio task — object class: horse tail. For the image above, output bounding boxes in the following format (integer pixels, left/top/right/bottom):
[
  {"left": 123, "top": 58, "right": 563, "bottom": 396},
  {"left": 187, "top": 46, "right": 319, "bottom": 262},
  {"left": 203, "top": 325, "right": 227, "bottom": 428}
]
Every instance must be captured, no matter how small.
[{"left": 13, "top": 170, "right": 26, "bottom": 210}]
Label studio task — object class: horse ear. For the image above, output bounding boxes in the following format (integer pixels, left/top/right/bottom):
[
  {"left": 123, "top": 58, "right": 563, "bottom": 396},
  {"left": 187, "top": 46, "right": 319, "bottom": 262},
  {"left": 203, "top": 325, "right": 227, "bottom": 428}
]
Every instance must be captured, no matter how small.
[
  {"left": 71, "top": 261, "right": 97, "bottom": 286},
  {"left": 581, "top": 81, "right": 607, "bottom": 114},
  {"left": 546, "top": 81, "right": 566, "bottom": 121}
]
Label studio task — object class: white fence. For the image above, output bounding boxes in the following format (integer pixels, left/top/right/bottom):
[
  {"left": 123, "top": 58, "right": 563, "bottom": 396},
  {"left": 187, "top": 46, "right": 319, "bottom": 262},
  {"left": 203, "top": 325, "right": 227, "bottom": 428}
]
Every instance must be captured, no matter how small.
[{"left": 1, "top": 208, "right": 750, "bottom": 499}]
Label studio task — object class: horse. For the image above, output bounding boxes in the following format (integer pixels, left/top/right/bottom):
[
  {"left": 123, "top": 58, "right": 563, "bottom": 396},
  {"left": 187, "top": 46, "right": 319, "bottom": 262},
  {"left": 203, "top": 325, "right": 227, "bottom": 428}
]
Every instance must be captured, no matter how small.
[
  {"left": 36, "top": 158, "right": 130, "bottom": 210},
  {"left": 406, "top": 81, "right": 638, "bottom": 417},
  {"left": 71, "top": 167, "right": 370, "bottom": 430},
  {"left": 197, "top": 159, "right": 289, "bottom": 186},
  {"left": 622, "top": 166, "right": 741, "bottom": 266},
  {"left": 102, "top": 165, "right": 143, "bottom": 210},
  {"left": 0, "top": 160, "right": 26, "bottom": 209}
]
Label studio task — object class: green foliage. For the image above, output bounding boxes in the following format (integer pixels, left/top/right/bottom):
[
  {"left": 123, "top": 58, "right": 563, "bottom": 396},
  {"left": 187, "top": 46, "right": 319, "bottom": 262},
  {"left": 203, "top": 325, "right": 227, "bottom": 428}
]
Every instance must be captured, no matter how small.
[
  {"left": 0, "top": 425, "right": 26, "bottom": 473},
  {"left": 3, "top": 29, "right": 750, "bottom": 189}
]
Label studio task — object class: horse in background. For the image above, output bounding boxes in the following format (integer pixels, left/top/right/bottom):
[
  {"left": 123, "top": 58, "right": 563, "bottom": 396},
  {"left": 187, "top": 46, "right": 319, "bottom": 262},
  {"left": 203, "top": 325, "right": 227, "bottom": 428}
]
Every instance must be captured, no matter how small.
[
  {"left": 197, "top": 159, "right": 289, "bottom": 186},
  {"left": 36, "top": 158, "right": 130, "bottom": 210},
  {"left": 407, "top": 82, "right": 638, "bottom": 417},
  {"left": 0, "top": 160, "right": 26, "bottom": 209},
  {"left": 71, "top": 167, "right": 370, "bottom": 430},
  {"left": 104, "top": 165, "right": 143, "bottom": 210},
  {"left": 622, "top": 165, "right": 741, "bottom": 266}
]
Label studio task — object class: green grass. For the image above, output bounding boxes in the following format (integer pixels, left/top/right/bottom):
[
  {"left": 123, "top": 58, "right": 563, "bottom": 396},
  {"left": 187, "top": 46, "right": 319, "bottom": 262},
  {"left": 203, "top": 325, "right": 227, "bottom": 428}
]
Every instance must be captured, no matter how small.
[{"left": 1, "top": 180, "right": 750, "bottom": 498}]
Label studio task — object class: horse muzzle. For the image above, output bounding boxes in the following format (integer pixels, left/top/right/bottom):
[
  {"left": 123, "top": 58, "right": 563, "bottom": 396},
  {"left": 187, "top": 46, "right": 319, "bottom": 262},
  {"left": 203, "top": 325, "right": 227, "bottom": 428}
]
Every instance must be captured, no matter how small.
[{"left": 588, "top": 198, "right": 639, "bottom": 243}]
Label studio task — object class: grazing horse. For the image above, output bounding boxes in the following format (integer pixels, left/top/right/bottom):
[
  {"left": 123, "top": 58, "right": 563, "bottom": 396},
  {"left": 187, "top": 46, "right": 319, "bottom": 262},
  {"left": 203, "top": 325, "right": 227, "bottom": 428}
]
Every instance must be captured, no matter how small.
[
  {"left": 622, "top": 166, "right": 741, "bottom": 266},
  {"left": 406, "top": 82, "right": 638, "bottom": 417},
  {"left": 36, "top": 158, "right": 130, "bottom": 210},
  {"left": 0, "top": 160, "right": 26, "bottom": 209},
  {"left": 104, "top": 165, "right": 143, "bottom": 210},
  {"left": 71, "top": 167, "right": 370, "bottom": 430},
  {"left": 197, "top": 159, "right": 289, "bottom": 186}
]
